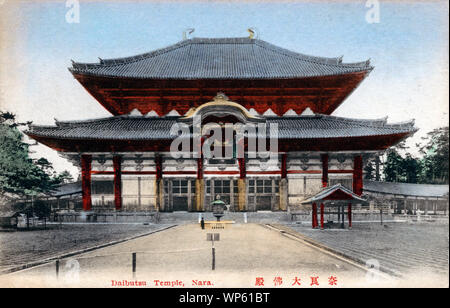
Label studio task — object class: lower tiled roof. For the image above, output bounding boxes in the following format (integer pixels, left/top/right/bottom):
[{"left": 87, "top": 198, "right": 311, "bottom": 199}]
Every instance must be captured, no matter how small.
[
  {"left": 267, "top": 115, "right": 415, "bottom": 139},
  {"left": 28, "top": 117, "right": 178, "bottom": 140},
  {"left": 51, "top": 182, "right": 82, "bottom": 197},
  {"left": 363, "top": 181, "right": 449, "bottom": 198},
  {"left": 26, "top": 114, "right": 416, "bottom": 141}
]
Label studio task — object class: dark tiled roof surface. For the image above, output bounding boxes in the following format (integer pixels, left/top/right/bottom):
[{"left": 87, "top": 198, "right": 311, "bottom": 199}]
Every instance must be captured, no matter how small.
[
  {"left": 28, "top": 117, "right": 178, "bottom": 140},
  {"left": 27, "top": 115, "right": 416, "bottom": 141},
  {"left": 363, "top": 181, "right": 449, "bottom": 198},
  {"left": 0, "top": 211, "right": 20, "bottom": 218},
  {"left": 301, "top": 184, "right": 367, "bottom": 204},
  {"left": 51, "top": 182, "right": 82, "bottom": 197},
  {"left": 69, "top": 37, "right": 373, "bottom": 79},
  {"left": 266, "top": 116, "right": 415, "bottom": 139}
]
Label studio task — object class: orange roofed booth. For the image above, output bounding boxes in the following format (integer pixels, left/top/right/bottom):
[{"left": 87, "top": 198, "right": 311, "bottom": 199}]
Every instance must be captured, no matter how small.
[{"left": 302, "top": 184, "right": 368, "bottom": 229}]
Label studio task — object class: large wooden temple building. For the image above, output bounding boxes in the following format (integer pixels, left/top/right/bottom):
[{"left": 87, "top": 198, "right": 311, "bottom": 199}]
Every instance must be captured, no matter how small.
[{"left": 26, "top": 36, "right": 417, "bottom": 213}]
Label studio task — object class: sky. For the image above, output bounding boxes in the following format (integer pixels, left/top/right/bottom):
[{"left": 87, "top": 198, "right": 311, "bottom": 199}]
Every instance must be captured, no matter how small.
[{"left": 0, "top": 0, "right": 448, "bottom": 178}]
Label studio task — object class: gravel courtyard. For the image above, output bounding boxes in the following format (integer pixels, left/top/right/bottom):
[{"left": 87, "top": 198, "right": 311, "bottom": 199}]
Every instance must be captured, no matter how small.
[
  {"left": 1, "top": 222, "right": 448, "bottom": 287},
  {"left": 2, "top": 223, "right": 374, "bottom": 288},
  {"left": 0, "top": 223, "right": 174, "bottom": 273},
  {"left": 277, "top": 221, "right": 449, "bottom": 285}
]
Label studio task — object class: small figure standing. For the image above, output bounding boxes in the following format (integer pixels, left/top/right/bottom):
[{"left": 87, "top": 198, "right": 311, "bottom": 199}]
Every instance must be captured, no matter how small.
[{"left": 200, "top": 217, "right": 205, "bottom": 229}]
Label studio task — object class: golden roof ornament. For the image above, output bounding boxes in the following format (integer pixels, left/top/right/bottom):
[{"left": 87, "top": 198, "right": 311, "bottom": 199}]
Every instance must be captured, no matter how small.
[
  {"left": 247, "top": 28, "right": 257, "bottom": 39},
  {"left": 213, "top": 92, "right": 230, "bottom": 102}
]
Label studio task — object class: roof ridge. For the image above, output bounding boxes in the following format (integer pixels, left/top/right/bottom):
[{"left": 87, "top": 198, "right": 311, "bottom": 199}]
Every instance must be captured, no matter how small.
[{"left": 190, "top": 37, "right": 252, "bottom": 43}]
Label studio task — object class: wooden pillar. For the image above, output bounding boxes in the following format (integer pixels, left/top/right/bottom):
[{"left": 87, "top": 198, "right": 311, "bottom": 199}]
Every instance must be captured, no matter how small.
[
  {"left": 321, "top": 154, "right": 329, "bottom": 188},
  {"left": 348, "top": 202, "right": 352, "bottom": 229},
  {"left": 353, "top": 154, "right": 363, "bottom": 195},
  {"left": 320, "top": 203, "right": 324, "bottom": 229},
  {"left": 238, "top": 157, "right": 246, "bottom": 212},
  {"left": 81, "top": 155, "right": 92, "bottom": 211},
  {"left": 155, "top": 155, "right": 163, "bottom": 211},
  {"left": 113, "top": 155, "right": 122, "bottom": 211},
  {"left": 195, "top": 158, "right": 204, "bottom": 211},
  {"left": 279, "top": 153, "right": 288, "bottom": 211},
  {"left": 312, "top": 203, "right": 317, "bottom": 229}
]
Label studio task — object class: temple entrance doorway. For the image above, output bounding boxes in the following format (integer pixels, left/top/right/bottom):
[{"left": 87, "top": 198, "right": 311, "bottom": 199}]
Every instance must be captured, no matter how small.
[
  {"left": 248, "top": 178, "right": 280, "bottom": 211},
  {"left": 164, "top": 179, "right": 195, "bottom": 212}
]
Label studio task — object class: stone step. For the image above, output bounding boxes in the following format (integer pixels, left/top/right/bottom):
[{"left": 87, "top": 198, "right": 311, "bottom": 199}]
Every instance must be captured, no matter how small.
[{"left": 157, "top": 212, "right": 291, "bottom": 223}]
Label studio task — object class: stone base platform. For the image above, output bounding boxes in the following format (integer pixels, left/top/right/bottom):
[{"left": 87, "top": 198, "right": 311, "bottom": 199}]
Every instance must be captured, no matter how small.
[
  {"left": 51, "top": 211, "right": 159, "bottom": 223},
  {"left": 203, "top": 220, "right": 234, "bottom": 229}
]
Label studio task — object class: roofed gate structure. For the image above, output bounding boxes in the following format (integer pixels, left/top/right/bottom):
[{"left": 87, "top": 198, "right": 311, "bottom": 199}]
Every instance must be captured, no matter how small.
[
  {"left": 26, "top": 36, "right": 417, "bottom": 213},
  {"left": 301, "top": 184, "right": 368, "bottom": 229}
]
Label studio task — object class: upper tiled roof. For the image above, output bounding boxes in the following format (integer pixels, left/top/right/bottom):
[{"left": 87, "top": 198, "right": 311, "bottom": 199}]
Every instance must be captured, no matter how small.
[
  {"left": 69, "top": 37, "right": 373, "bottom": 79},
  {"left": 26, "top": 114, "right": 416, "bottom": 141},
  {"left": 363, "top": 181, "right": 449, "bottom": 198}
]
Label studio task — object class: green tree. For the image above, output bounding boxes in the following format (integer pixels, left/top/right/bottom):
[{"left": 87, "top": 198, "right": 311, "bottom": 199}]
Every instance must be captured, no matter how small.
[
  {"left": 364, "top": 160, "right": 375, "bottom": 180},
  {"left": 382, "top": 127, "right": 448, "bottom": 184},
  {"left": 55, "top": 170, "right": 74, "bottom": 184},
  {"left": 33, "top": 199, "right": 51, "bottom": 219},
  {"left": 403, "top": 154, "right": 421, "bottom": 183},
  {"left": 0, "top": 111, "right": 60, "bottom": 197},
  {"left": 364, "top": 155, "right": 382, "bottom": 181},
  {"left": 383, "top": 151, "right": 422, "bottom": 184},
  {"left": 418, "top": 126, "right": 449, "bottom": 184},
  {"left": 383, "top": 150, "right": 405, "bottom": 182}
]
